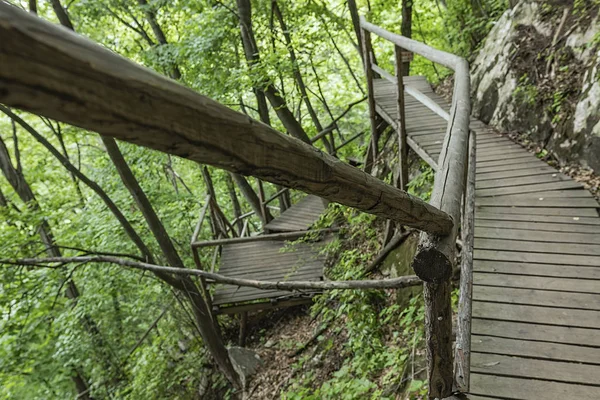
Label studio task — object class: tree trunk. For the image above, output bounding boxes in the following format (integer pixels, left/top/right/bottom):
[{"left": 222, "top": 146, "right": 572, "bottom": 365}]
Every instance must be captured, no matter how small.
[
  {"left": 272, "top": 1, "right": 332, "bottom": 153},
  {"left": 137, "top": 0, "right": 181, "bottom": 80},
  {"left": 225, "top": 173, "right": 244, "bottom": 234},
  {"left": 0, "top": 135, "right": 94, "bottom": 399},
  {"left": 102, "top": 138, "right": 241, "bottom": 389},
  {"left": 236, "top": 0, "right": 311, "bottom": 144},
  {"left": 401, "top": 0, "right": 413, "bottom": 76},
  {"left": 230, "top": 173, "right": 273, "bottom": 227}
]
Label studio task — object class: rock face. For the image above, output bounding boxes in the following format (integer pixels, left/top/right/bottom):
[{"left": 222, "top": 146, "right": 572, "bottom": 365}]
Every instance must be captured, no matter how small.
[{"left": 471, "top": 1, "right": 600, "bottom": 172}]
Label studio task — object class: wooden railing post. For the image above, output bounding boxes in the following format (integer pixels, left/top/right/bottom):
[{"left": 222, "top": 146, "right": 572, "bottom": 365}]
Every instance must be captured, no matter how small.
[
  {"left": 360, "top": 27, "right": 378, "bottom": 173},
  {"left": 394, "top": 45, "right": 409, "bottom": 191},
  {"left": 454, "top": 130, "right": 476, "bottom": 392}
]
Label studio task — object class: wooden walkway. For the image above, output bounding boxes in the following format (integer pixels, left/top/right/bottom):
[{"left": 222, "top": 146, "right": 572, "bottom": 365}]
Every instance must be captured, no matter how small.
[
  {"left": 374, "top": 77, "right": 600, "bottom": 399},
  {"left": 265, "top": 195, "right": 327, "bottom": 232},
  {"left": 212, "top": 195, "right": 328, "bottom": 313}
]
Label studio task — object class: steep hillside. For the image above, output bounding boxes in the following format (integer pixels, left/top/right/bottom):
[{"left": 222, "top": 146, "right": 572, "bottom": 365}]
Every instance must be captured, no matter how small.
[{"left": 471, "top": 0, "right": 600, "bottom": 172}]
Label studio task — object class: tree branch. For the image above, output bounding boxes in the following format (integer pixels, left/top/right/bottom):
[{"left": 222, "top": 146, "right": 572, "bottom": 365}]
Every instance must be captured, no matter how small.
[{"left": 1, "top": 255, "right": 424, "bottom": 291}]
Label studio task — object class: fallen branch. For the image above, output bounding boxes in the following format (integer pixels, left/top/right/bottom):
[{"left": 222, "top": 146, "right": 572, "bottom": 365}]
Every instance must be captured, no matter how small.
[{"left": 1, "top": 256, "right": 423, "bottom": 291}]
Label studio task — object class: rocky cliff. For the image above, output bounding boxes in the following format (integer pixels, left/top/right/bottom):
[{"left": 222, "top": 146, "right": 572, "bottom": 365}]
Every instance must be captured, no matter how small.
[{"left": 471, "top": 1, "right": 600, "bottom": 172}]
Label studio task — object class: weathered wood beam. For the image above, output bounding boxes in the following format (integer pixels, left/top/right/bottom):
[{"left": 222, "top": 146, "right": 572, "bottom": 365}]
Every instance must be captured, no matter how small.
[
  {"left": 361, "top": 16, "right": 471, "bottom": 400},
  {"left": 454, "top": 131, "right": 476, "bottom": 392},
  {"left": 191, "top": 228, "right": 338, "bottom": 248},
  {"left": 0, "top": 4, "right": 452, "bottom": 235},
  {"left": 3, "top": 255, "right": 424, "bottom": 291}
]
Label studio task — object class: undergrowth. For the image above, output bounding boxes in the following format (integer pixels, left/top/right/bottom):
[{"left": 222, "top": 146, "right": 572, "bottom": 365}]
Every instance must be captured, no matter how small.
[{"left": 281, "top": 206, "right": 427, "bottom": 399}]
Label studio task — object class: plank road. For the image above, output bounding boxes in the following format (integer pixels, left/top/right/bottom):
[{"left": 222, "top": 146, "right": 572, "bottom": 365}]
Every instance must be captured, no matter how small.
[{"left": 373, "top": 76, "right": 600, "bottom": 398}]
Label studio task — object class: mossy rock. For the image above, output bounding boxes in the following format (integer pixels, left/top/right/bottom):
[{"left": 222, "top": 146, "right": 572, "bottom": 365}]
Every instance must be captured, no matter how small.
[{"left": 380, "top": 234, "right": 421, "bottom": 308}]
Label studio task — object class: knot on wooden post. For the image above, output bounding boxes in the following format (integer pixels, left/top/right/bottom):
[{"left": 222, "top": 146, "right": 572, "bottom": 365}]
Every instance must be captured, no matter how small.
[{"left": 411, "top": 242, "right": 453, "bottom": 283}]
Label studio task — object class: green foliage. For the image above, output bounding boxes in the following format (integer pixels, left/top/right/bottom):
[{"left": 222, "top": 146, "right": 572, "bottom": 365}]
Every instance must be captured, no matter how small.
[
  {"left": 282, "top": 208, "right": 426, "bottom": 399},
  {"left": 513, "top": 74, "right": 539, "bottom": 106},
  {"left": 1, "top": 0, "right": 483, "bottom": 397}
]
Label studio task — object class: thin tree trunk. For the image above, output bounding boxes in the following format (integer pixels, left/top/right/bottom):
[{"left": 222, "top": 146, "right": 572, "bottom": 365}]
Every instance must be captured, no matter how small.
[
  {"left": 401, "top": 0, "right": 413, "bottom": 76},
  {"left": 0, "top": 135, "right": 94, "bottom": 400},
  {"left": 225, "top": 173, "right": 244, "bottom": 234},
  {"left": 236, "top": 0, "right": 311, "bottom": 144},
  {"left": 347, "top": 0, "right": 363, "bottom": 60},
  {"left": 28, "top": 0, "right": 37, "bottom": 14},
  {"left": 136, "top": 0, "right": 181, "bottom": 80},
  {"left": 230, "top": 173, "right": 273, "bottom": 227},
  {"left": 102, "top": 138, "right": 241, "bottom": 389},
  {"left": 272, "top": 0, "right": 332, "bottom": 153}
]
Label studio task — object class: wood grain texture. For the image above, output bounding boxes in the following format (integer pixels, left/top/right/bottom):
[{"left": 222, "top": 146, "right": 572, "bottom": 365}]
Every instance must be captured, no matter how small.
[{"left": 0, "top": 4, "right": 453, "bottom": 234}]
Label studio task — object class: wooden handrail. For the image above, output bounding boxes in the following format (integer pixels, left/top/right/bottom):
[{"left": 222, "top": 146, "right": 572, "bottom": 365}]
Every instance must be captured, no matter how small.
[
  {"left": 455, "top": 131, "right": 476, "bottom": 392},
  {"left": 360, "top": 16, "right": 471, "bottom": 400},
  {"left": 191, "top": 228, "right": 339, "bottom": 248},
  {"left": 0, "top": 4, "right": 453, "bottom": 236}
]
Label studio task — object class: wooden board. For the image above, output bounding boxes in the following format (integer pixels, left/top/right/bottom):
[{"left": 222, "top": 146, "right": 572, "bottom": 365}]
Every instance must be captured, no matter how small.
[
  {"left": 471, "top": 353, "right": 600, "bottom": 385},
  {"left": 264, "top": 195, "right": 326, "bottom": 232},
  {"left": 474, "top": 218, "right": 600, "bottom": 233},
  {"left": 474, "top": 226, "right": 600, "bottom": 244},
  {"left": 469, "top": 374, "right": 600, "bottom": 399},
  {"left": 473, "top": 272, "right": 600, "bottom": 294},
  {"left": 475, "top": 212, "right": 600, "bottom": 225},
  {"left": 474, "top": 260, "right": 600, "bottom": 279},
  {"left": 373, "top": 77, "right": 600, "bottom": 398},
  {"left": 471, "top": 335, "right": 600, "bottom": 364},
  {"left": 473, "top": 285, "right": 600, "bottom": 310},
  {"left": 471, "top": 319, "right": 600, "bottom": 347},
  {"left": 472, "top": 301, "right": 600, "bottom": 328},
  {"left": 474, "top": 238, "right": 600, "bottom": 256},
  {"left": 474, "top": 249, "right": 600, "bottom": 266}
]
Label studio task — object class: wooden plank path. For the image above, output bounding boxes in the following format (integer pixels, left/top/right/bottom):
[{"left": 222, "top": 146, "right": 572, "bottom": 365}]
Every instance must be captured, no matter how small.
[
  {"left": 374, "top": 76, "right": 600, "bottom": 399},
  {"left": 212, "top": 195, "right": 328, "bottom": 312}
]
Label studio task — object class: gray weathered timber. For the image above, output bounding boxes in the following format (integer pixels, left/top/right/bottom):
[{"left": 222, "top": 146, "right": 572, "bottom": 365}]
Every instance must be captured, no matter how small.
[
  {"left": 264, "top": 195, "right": 326, "bottom": 232},
  {"left": 372, "top": 73, "right": 600, "bottom": 399},
  {"left": 0, "top": 5, "right": 452, "bottom": 235},
  {"left": 454, "top": 131, "right": 475, "bottom": 392},
  {"left": 362, "top": 18, "right": 471, "bottom": 399}
]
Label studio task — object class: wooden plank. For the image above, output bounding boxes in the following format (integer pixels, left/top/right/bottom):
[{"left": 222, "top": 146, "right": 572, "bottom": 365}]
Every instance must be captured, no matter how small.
[
  {"left": 471, "top": 319, "right": 600, "bottom": 347},
  {"left": 474, "top": 249, "right": 600, "bottom": 267},
  {"left": 476, "top": 173, "right": 571, "bottom": 190},
  {"left": 476, "top": 196, "right": 598, "bottom": 207},
  {"left": 470, "top": 373, "right": 600, "bottom": 399},
  {"left": 473, "top": 285, "right": 600, "bottom": 310},
  {"left": 476, "top": 166, "right": 559, "bottom": 181},
  {"left": 477, "top": 160, "right": 546, "bottom": 174},
  {"left": 476, "top": 158, "right": 542, "bottom": 169},
  {"left": 474, "top": 226, "right": 600, "bottom": 244},
  {"left": 472, "top": 301, "right": 600, "bottom": 328},
  {"left": 474, "top": 273, "right": 600, "bottom": 294},
  {"left": 474, "top": 260, "right": 600, "bottom": 279},
  {"left": 472, "top": 335, "right": 600, "bottom": 364},
  {"left": 476, "top": 147, "right": 526, "bottom": 157},
  {"left": 476, "top": 206, "right": 598, "bottom": 217},
  {"left": 477, "top": 153, "right": 533, "bottom": 163},
  {"left": 476, "top": 180, "right": 583, "bottom": 196},
  {"left": 472, "top": 353, "right": 600, "bottom": 386},
  {"left": 475, "top": 218, "right": 600, "bottom": 233},
  {"left": 477, "top": 189, "right": 595, "bottom": 198},
  {"left": 475, "top": 212, "right": 600, "bottom": 225},
  {"left": 475, "top": 238, "right": 600, "bottom": 256}
]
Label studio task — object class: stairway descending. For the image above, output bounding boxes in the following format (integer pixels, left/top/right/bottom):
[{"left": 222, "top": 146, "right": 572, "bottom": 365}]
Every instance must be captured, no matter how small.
[
  {"left": 374, "top": 75, "right": 600, "bottom": 399},
  {"left": 211, "top": 195, "right": 328, "bottom": 314}
]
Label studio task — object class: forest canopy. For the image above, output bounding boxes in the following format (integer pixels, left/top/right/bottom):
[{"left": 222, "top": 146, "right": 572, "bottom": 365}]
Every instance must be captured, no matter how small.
[{"left": 0, "top": 0, "right": 508, "bottom": 398}]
